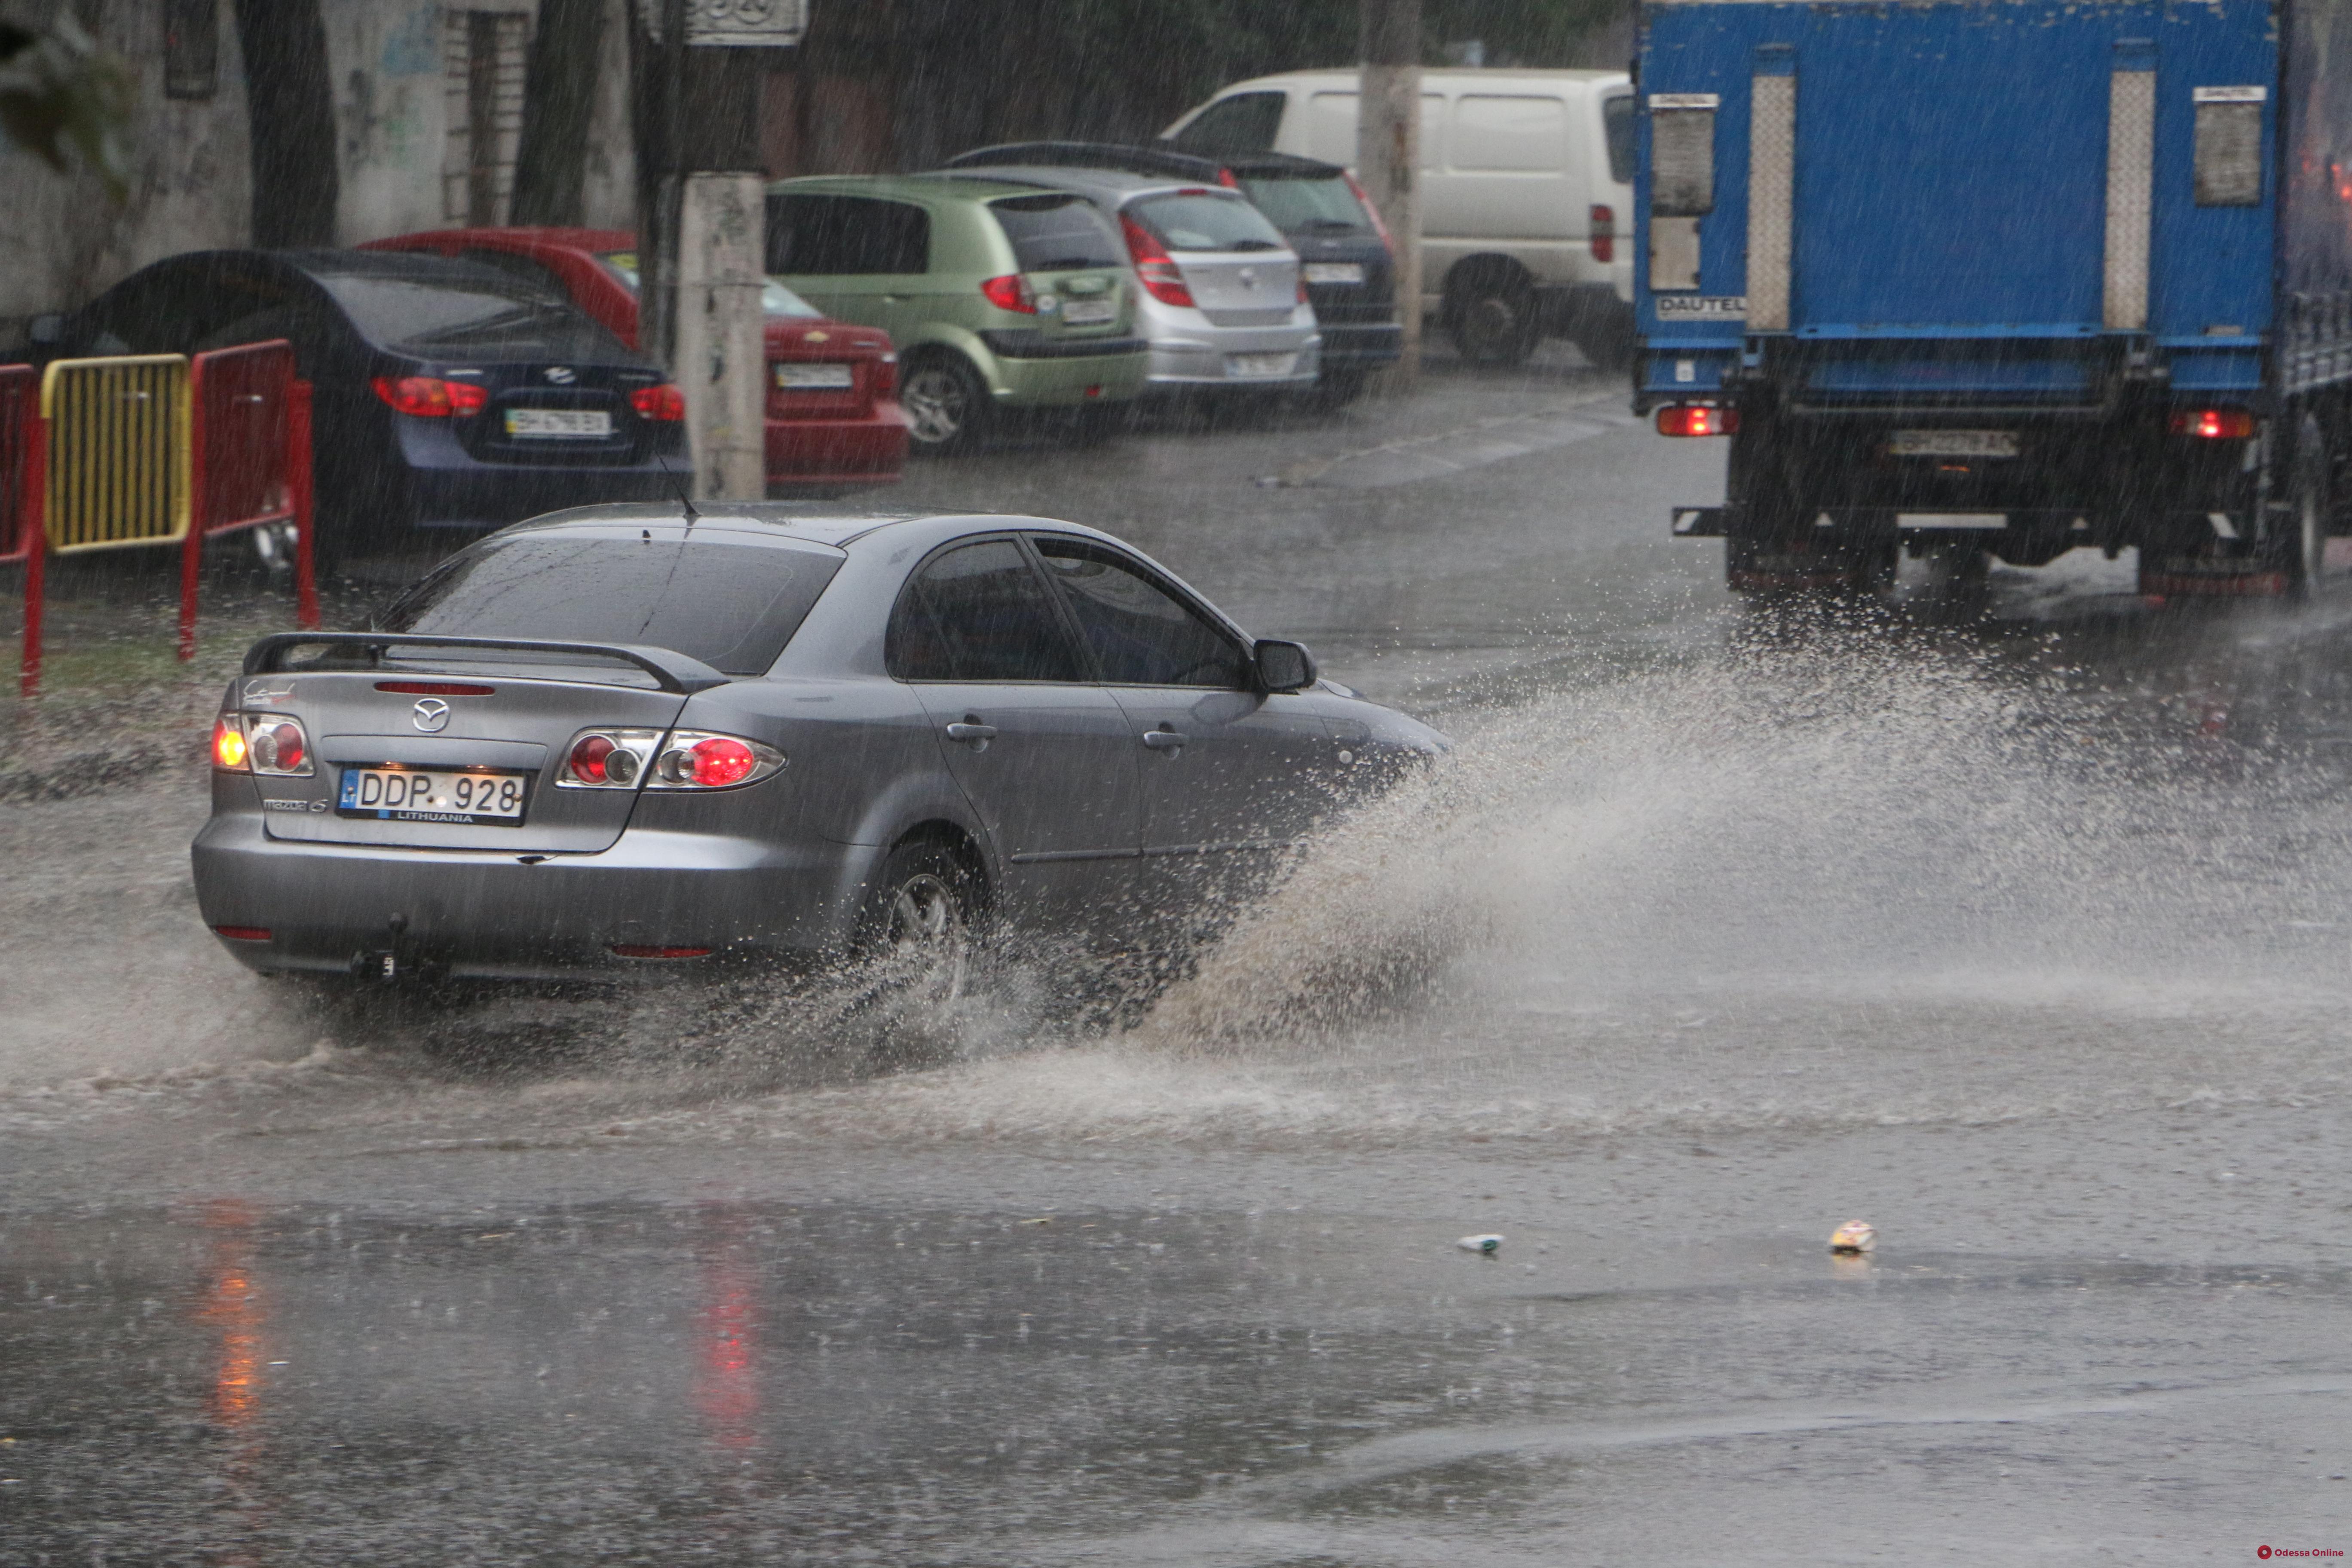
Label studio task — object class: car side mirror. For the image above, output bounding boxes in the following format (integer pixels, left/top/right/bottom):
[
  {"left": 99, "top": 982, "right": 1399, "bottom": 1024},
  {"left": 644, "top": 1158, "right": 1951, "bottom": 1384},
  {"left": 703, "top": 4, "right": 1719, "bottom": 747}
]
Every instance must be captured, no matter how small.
[
  {"left": 25, "top": 312, "right": 64, "bottom": 347},
  {"left": 1253, "top": 638, "right": 1317, "bottom": 693}
]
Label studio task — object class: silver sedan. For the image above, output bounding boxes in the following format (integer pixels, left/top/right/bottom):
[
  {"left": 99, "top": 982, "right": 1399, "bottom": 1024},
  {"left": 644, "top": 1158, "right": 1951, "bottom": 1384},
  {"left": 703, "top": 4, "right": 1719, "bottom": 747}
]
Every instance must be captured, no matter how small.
[{"left": 192, "top": 504, "right": 1446, "bottom": 986}]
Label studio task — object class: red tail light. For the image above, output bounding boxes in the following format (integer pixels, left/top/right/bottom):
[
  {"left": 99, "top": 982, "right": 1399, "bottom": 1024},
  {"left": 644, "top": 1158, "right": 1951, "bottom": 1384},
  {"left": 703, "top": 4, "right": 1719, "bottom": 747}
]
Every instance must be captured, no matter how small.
[
  {"left": 1590, "top": 205, "right": 1616, "bottom": 265},
  {"left": 876, "top": 353, "right": 897, "bottom": 398},
  {"left": 371, "top": 376, "right": 487, "bottom": 417},
  {"left": 980, "top": 274, "right": 1038, "bottom": 314},
  {"left": 1215, "top": 167, "right": 1239, "bottom": 188},
  {"left": 1656, "top": 404, "right": 1739, "bottom": 437},
  {"left": 246, "top": 719, "right": 310, "bottom": 776},
  {"left": 630, "top": 383, "right": 686, "bottom": 421},
  {"left": 1343, "top": 171, "right": 1395, "bottom": 258},
  {"left": 213, "top": 925, "right": 273, "bottom": 942},
  {"left": 1297, "top": 272, "right": 1310, "bottom": 304},
  {"left": 610, "top": 944, "right": 712, "bottom": 959},
  {"left": 2170, "top": 407, "right": 2255, "bottom": 439},
  {"left": 212, "top": 715, "right": 248, "bottom": 771},
  {"left": 659, "top": 735, "right": 758, "bottom": 787},
  {"left": 560, "top": 727, "right": 780, "bottom": 790},
  {"left": 1121, "top": 213, "right": 1196, "bottom": 308},
  {"left": 375, "top": 681, "right": 495, "bottom": 696}
]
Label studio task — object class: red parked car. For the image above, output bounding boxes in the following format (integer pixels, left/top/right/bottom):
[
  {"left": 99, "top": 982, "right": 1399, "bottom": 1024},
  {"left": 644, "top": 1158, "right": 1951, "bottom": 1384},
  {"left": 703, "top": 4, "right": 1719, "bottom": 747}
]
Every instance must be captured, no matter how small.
[{"left": 362, "top": 227, "right": 906, "bottom": 493}]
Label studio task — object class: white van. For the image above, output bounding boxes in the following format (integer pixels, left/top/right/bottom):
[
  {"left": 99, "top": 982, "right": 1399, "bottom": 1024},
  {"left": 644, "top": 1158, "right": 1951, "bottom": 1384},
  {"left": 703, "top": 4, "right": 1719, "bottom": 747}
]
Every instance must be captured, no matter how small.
[{"left": 1162, "top": 69, "right": 1635, "bottom": 367}]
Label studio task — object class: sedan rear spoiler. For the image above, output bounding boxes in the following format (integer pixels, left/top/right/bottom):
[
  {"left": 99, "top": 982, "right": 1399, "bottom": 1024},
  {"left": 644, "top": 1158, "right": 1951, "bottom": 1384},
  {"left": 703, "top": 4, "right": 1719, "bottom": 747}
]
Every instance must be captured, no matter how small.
[{"left": 242, "top": 633, "right": 732, "bottom": 695}]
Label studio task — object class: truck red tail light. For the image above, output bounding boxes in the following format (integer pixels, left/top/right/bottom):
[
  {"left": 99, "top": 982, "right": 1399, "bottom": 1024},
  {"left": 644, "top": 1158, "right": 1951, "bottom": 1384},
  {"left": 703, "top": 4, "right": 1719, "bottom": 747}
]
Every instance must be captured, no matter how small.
[
  {"left": 1120, "top": 214, "right": 1197, "bottom": 308},
  {"left": 2170, "top": 407, "right": 2255, "bottom": 439},
  {"left": 371, "top": 376, "right": 488, "bottom": 417},
  {"left": 629, "top": 383, "right": 686, "bottom": 421},
  {"left": 1343, "top": 171, "right": 1395, "bottom": 258},
  {"left": 980, "top": 274, "right": 1038, "bottom": 314},
  {"left": 1656, "top": 404, "right": 1738, "bottom": 437},
  {"left": 1591, "top": 205, "right": 1616, "bottom": 264}
]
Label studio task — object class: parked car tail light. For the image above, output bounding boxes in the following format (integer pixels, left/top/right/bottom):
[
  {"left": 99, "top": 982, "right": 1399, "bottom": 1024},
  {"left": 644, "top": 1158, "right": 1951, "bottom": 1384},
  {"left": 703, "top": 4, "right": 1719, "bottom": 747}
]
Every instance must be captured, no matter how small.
[
  {"left": 1298, "top": 272, "right": 1310, "bottom": 304},
  {"left": 1656, "top": 404, "right": 1739, "bottom": 437},
  {"left": 630, "top": 383, "right": 686, "bottom": 421},
  {"left": 212, "top": 925, "right": 273, "bottom": 942},
  {"left": 649, "top": 731, "right": 784, "bottom": 790},
  {"left": 1590, "top": 205, "right": 1616, "bottom": 264},
  {"left": 557, "top": 727, "right": 665, "bottom": 788},
  {"left": 212, "top": 714, "right": 249, "bottom": 771},
  {"left": 1343, "top": 170, "right": 1395, "bottom": 258},
  {"left": 371, "top": 375, "right": 488, "bottom": 417},
  {"left": 1120, "top": 214, "right": 1196, "bottom": 308},
  {"left": 980, "top": 274, "right": 1038, "bottom": 314},
  {"left": 247, "top": 718, "right": 312, "bottom": 776},
  {"left": 875, "top": 352, "right": 897, "bottom": 398},
  {"left": 2170, "top": 407, "right": 2255, "bottom": 439}
]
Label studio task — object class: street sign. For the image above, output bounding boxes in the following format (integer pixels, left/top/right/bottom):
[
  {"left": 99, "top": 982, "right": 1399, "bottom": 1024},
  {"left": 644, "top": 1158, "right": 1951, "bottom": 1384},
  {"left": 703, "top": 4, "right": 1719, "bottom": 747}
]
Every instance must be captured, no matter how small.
[{"left": 642, "top": 0, "right": 807, "bottom": 47}]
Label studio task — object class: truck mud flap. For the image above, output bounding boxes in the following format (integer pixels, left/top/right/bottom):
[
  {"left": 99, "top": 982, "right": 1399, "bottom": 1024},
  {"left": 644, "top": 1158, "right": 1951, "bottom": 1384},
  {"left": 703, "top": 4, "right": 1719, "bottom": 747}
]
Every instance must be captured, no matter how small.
[
  {"left": 2138, "top": 555, "right": 2290, "bottom": 598},
  {"left": 1671, "top": 506, "right": 1734, "bottom": 537}
]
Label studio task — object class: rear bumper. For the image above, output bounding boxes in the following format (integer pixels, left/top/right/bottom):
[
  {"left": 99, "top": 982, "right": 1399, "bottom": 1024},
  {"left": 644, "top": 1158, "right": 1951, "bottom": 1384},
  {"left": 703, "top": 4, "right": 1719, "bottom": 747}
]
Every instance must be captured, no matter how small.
[
  {"left": 395, "top": 420, "right": 692, "bottom": 530},
  {"left": 764, "top": 408, "right": 909, "bottom": 487},
  {"left": 192, "top": 812, "right": 872, "bottom": 981},
  {"left": 1145, "top": 325, "right": 1322, "bottom": 387},
  {"left": 982, "top": 348, "right": 1151, "bottom": 407}
]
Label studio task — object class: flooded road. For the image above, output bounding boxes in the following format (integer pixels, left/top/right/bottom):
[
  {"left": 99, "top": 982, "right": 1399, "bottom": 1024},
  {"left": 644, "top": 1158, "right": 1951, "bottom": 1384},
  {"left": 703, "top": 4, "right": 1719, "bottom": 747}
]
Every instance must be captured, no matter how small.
[{"left": 6, "top": 355, "right": 2352, "bottom": 1561}]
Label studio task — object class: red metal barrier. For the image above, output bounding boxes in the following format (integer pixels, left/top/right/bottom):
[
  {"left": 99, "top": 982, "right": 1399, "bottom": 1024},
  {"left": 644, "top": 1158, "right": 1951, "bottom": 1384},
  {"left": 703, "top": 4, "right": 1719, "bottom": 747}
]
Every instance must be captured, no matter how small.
[
  {"left": 0, "top": 365, "right": 43, "bottom": 696},
  {"left": 181, "top": 340, "right": 319, "bottom": 660}
]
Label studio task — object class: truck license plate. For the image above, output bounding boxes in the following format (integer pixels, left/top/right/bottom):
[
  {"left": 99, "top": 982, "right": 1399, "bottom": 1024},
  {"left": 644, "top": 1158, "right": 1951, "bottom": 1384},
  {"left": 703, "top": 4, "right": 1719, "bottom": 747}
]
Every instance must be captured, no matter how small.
[
  {"left": 505, "top": 409, "right": 611, "bottom": 438},
  {"left": 1888, "top": 429, "right": 2019, "bottom": 459},
  {"left": 338, "top": 767, "right": 528, "bottom": 824}
]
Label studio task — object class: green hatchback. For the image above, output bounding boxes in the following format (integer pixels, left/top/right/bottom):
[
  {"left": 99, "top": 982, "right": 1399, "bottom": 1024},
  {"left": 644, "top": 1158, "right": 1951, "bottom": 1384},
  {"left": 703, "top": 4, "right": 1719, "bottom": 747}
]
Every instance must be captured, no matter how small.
[{"left": 765, "top": 174, "right": 1149, "bottom": 453}]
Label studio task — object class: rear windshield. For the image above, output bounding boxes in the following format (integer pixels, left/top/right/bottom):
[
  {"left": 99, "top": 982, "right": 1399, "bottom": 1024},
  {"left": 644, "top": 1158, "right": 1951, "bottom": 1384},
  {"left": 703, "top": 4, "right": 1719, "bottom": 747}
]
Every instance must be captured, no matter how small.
[
  {"left": 600, "top": 251, "right": 824, "bottom": 319},
  {"left": 1167, "top": 92, "right": 1284, "bottom": 157},
  {"left": 987, "top": 195, "right": 1124, "bottom": 272},
  {"left": 312, "top": 274, "right": 627, "bottom": 358},
  {"left": 1127, "top": 192, "right": 1286, "bottom": 253},
  {"left": 377, "top": 533, "right": 844, "bottom": 676},
  {"left": 1602, "top": 94, "right": 1635, "bottom": 187},
  {"left": 1234, "top": 173, "right": 1369, "bottom": 236}
]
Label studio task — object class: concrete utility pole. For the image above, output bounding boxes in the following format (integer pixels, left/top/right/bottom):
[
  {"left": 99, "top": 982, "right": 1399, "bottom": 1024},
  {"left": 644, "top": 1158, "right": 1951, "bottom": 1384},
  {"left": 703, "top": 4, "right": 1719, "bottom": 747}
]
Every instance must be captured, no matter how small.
[{"left": 1358, "top": 0, "right": 1422, "bottom": 391}]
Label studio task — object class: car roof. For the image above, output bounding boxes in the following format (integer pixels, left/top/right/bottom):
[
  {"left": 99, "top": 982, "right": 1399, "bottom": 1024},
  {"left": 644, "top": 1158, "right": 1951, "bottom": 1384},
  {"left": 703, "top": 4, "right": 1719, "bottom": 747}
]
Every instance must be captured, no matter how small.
[
  {"left": 368, "top": 227, "right": 637, "bottom": 255},
  {"left": 516, "top": 503, "right": 1142, "bottom": 554},
  {"left": 944, "top": 141, "right": 1344, "bottom": 184},
  {"left": 935, "top": 165, "right": 1242, "bottom": 205},
  {"left": 765, "top": 172, "right": 1066, "bottom": 205}
]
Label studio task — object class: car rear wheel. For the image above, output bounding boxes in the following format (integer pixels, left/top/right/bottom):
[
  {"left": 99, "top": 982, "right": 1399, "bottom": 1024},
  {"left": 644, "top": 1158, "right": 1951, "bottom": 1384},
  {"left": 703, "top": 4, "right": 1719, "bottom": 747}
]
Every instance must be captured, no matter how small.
[
  {"left": 898, "top": 353, "right": 989, "bottom": 456},
  {"left": 851, "top": 839, "right": 978, "bottom": 1062}
]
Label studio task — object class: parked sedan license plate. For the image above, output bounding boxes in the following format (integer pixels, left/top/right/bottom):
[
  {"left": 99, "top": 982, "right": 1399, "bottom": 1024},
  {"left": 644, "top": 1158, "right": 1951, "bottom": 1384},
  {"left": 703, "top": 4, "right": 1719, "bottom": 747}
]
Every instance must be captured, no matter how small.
[
  {"left": 1227, "top": 352, "right": 1298, "bottom": 379},
  {"left": 775, "top": 362, "right": 854, "bottom": 389},
  {"left": 1303, "top": 262, "right": 1365, "bottom": 285},
  {"left": 1061, "top": 296, "right": 1117, "bottom": 325},
  {"left": 338, "top": 767, "right": 528, "bottom": 824},
  {"left": 505, "top": 408, "right": 611, "bottom": 438},
  {"left": 1887, "top": 429, "right": 2018, "bottom": 459}
]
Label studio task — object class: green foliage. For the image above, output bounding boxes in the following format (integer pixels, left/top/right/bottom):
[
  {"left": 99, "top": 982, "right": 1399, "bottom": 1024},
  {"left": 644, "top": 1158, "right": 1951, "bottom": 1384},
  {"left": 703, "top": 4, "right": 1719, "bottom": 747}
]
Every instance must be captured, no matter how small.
[{"left": 0, "top": 12, "right": 135, "bottom": 203}]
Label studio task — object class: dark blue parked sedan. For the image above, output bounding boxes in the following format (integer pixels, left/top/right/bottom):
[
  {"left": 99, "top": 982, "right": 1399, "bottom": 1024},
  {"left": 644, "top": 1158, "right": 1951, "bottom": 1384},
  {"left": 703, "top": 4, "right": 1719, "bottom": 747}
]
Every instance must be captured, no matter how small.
[{"left": 22, "top": 249, "right": 689, "bottom": 566}]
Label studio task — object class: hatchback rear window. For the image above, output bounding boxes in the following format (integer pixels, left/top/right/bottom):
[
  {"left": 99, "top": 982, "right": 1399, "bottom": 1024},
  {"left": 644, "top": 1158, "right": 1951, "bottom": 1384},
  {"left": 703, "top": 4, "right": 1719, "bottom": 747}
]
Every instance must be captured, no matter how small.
[
  {"left": 1127, "top": 193, "right": 1286, "bottom": 253},
  {"left": 1233, "top": 173, "right": 1369, "bottom": 236},
  {"left": 377, "top": 534, "right": 845, "bottom": 676},
  {"left": 987, "top": 195, "right": 1124, "bottom": 271},
  {"left": 1603, "top": 94, "right": 1635, "bottom": 186},
  {"left": 766, "top": 194, "right": 931, "bottom": 275}
]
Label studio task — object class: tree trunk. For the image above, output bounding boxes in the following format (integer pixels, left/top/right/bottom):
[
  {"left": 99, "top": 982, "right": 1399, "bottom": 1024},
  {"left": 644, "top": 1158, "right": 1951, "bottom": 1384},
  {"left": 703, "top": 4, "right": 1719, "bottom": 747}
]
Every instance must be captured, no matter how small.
[
  {"left": 233, "top": 0, "right": 339, "bottom": 248},
  {"left": 512, "top": 0, "right": 607, "bottom": 227},
  {"left": 1359, "top": 0, "right": 1422, "bottom": 390}
]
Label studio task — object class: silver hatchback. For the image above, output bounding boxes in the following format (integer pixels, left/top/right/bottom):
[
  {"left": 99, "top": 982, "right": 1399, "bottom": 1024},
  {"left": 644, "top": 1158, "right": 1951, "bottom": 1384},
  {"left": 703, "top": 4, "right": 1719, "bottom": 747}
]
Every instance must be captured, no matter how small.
[
  {"left": 191, "top": 505, "right": 1444, "bottom": 984},
  {"left": 943, "top": 166, "right": 1322, "bottom": 392}
]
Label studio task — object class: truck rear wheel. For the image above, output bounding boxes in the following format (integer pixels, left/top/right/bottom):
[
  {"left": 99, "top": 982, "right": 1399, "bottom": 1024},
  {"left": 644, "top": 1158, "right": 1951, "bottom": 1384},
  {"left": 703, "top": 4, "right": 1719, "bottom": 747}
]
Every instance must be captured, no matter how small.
[{"left": 2291, "top": 413, "right": 2333, "bottom": 597}]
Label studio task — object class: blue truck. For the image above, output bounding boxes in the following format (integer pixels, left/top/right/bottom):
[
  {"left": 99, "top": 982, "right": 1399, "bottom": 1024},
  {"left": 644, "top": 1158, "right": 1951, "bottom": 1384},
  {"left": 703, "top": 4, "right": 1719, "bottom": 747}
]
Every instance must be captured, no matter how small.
[{"left": 1635, "top": 0, "right": 2352, "bottom": 597}]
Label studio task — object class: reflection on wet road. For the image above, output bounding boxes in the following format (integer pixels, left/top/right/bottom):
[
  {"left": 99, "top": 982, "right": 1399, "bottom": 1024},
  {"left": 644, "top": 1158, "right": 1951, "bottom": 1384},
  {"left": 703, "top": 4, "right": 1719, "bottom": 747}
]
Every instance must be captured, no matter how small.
[{"left": 5, "top": 357, "right": 2351, "bottom": 1560}]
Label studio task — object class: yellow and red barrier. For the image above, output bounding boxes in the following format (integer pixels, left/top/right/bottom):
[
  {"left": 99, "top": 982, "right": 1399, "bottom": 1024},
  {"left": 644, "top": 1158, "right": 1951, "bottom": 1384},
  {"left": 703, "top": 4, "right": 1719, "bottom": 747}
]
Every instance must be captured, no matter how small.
[{"left": 3, "top": 342, "right": 318, "bottom": 695}]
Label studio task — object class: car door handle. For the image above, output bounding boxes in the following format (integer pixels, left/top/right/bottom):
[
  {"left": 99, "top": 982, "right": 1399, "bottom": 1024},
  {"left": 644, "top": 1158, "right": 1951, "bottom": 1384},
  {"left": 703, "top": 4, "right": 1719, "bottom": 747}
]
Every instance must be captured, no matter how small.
[
  {"left": 1142, "top": 729, "right": 1187, "bottom": 751},
  {"left": 945, "top": 721, "right": 998, "bottom": 744}
]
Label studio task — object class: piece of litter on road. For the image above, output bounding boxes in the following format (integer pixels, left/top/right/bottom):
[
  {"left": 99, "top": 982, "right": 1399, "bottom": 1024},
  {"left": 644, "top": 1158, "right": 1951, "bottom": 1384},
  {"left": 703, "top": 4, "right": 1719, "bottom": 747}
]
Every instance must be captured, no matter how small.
[
  {"left": 1020, "top": 1217, "right": 1052, "bottom": 1226},
  {"left": 1829, "top": 1220, "right": 1877, "bottom": 1254},
  {"left": 1456, "top": 1234, "right": 1504, "bottom": 1256}
]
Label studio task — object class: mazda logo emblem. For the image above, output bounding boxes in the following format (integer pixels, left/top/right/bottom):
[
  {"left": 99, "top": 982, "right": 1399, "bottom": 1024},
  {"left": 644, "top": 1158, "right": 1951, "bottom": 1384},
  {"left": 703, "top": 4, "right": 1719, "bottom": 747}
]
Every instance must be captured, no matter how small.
[
  {"left": 411, "top": 698, "right": 451, "bottom": 733},
  {"left": 543, "top": 365, "right": 576, "bottom": 384}
]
